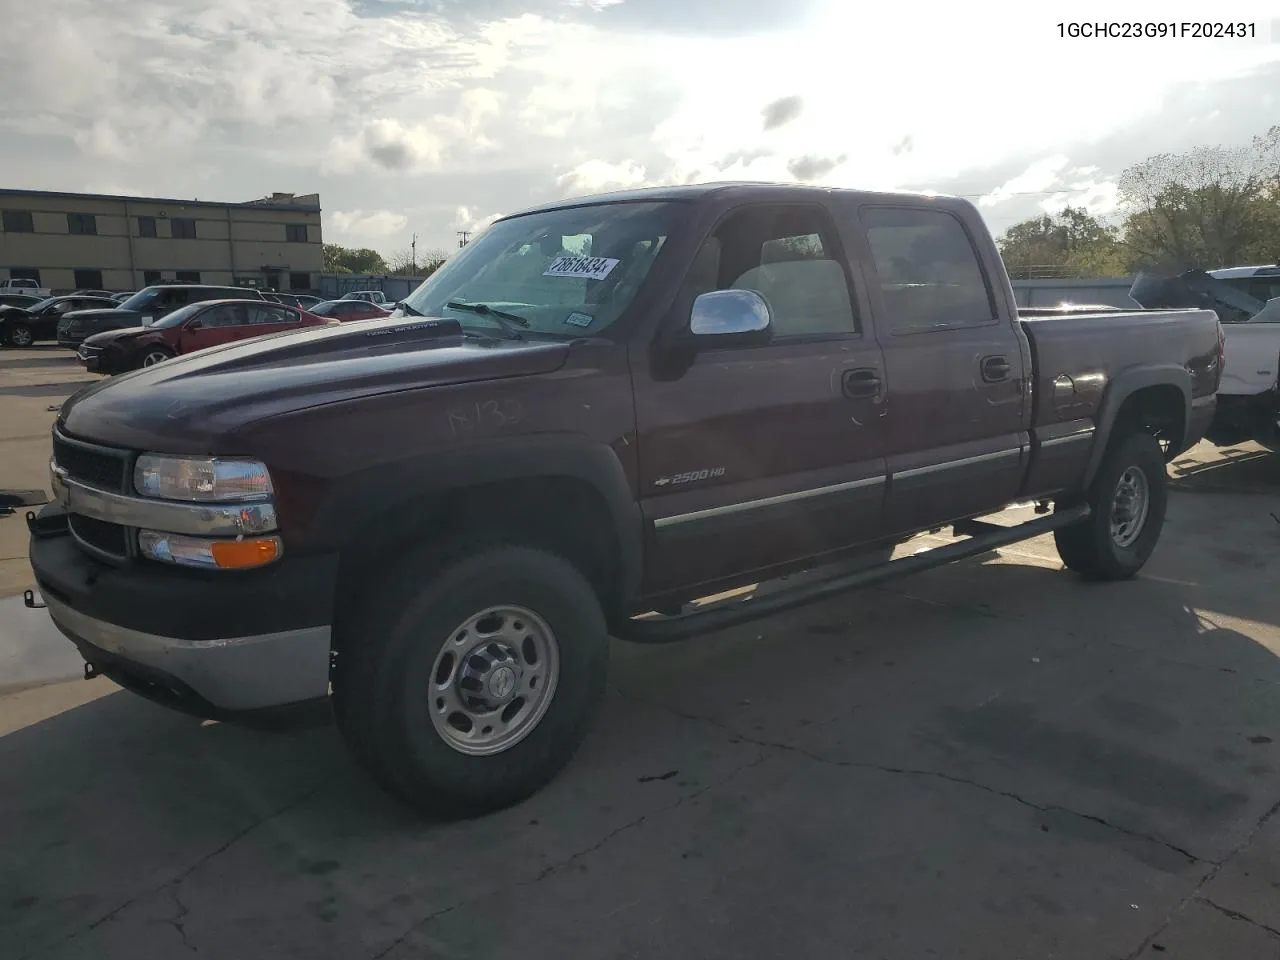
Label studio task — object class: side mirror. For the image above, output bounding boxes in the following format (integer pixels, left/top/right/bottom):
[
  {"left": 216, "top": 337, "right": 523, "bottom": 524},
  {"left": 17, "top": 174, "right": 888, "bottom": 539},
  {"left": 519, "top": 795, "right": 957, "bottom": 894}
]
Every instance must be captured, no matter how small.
[
  {"left": 184, "top": 319, "right": 201, "bottom": 330},
  {"left": 690, "top": 289, "right": 772, "bottom": 342}
]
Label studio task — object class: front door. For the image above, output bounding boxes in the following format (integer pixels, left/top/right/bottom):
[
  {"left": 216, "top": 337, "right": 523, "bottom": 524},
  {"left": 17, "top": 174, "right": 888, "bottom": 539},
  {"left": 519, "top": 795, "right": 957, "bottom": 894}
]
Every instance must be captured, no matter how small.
[
  {"left": 633, "top": 202, "right": 888, "bottom": 599},
  {"left": 855, "top": 204, "right": 1030, "bottom": 532},
  {"left": 179, "top": 303, "right": 250, "bottom": 354}
]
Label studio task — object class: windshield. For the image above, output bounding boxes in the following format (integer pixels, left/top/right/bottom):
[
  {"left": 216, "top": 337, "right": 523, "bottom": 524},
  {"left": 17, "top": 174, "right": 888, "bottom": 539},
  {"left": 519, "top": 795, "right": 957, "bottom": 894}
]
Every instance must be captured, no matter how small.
[
  {"left": 29, "top": 297, "right": 59, "bottom": 311},
  {"left": 309, "top": 301, "right": 340, "bottom": 316},
  {"left": 148, "top": 302, "right": 204, "bottom": 329},
  {"left": 402, "top": 201, "right": 684, "bottom": 337},
  {"left": 118, "top": 288, "right": 161, "bottom": 311}
]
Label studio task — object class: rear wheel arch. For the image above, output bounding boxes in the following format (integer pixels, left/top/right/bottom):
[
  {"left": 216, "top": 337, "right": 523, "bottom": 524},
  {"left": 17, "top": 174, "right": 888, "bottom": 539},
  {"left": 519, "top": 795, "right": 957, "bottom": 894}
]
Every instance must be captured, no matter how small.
[{"left": 1082, "top": 368, "right": 1190, "bottom": 487}]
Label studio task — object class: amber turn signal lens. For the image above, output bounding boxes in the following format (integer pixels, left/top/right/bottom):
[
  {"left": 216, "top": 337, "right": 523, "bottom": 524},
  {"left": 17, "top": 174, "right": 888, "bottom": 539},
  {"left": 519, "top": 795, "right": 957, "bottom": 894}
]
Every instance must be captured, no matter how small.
[{"left": 210, "top": 537, "right": 281, "bottom": 569}]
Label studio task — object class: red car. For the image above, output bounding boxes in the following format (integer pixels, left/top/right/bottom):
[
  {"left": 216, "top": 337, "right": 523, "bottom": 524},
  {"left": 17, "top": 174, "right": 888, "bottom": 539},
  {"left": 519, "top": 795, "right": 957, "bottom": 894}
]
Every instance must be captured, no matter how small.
[
  {"left": 307, "top": 299, "right": 392, "bottom": 322},
  {"left": 76, "top": 299, "right": 338, "bottom": 374}
]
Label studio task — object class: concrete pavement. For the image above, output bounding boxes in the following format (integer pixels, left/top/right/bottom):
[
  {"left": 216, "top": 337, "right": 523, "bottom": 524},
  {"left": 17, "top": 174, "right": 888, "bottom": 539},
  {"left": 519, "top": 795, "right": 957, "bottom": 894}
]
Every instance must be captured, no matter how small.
[{"left": 2, "top": 344, "right": 1279, "bottom": 959}]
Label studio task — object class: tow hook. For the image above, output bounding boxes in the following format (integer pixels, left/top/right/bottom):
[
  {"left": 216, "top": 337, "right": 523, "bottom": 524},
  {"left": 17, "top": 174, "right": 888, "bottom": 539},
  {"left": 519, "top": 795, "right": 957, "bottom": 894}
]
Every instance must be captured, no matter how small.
[{"left": 23, "top": 588, "right": 45, "bottom": 610}]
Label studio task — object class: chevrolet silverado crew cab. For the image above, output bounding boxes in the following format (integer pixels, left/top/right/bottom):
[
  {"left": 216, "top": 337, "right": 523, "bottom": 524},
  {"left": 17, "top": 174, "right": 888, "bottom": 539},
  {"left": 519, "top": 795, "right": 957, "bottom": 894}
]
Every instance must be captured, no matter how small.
[{"left": 28, "top": 183, "right": 1222, "bottom": 817}]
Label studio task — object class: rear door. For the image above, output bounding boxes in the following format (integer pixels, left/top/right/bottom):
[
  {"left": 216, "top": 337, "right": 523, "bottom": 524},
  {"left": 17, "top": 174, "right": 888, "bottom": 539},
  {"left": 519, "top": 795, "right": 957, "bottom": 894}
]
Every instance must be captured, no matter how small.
[
  {"left": 853, "top": 204, "right": 1030, "bottom": 532},
  {"left": 178, "top": 303, "right": 250, "bottom": 354},
  {"left": 244, "top": 303, "right": 300, "bottom": 338},
  {"left": 633, "top": 201, "right": 889, "bottom": 597}
]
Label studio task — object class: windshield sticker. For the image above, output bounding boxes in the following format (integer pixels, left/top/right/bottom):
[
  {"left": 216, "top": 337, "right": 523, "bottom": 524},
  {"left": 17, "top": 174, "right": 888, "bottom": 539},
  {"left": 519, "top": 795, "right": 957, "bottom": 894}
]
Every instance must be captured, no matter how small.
[
  {"left": 564, "top": 311, "right": 594, "bottom": 328},
  {"left": 543, "top": 256, "right": 620, "bottom": 281}
]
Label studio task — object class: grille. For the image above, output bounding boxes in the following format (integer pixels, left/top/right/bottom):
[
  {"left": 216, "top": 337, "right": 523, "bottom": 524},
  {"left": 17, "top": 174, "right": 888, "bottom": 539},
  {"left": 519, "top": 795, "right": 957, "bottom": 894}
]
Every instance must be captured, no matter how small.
[
  {"left": 70, "top": 515, "right": 130, "bottom": 559},
  {"left": 53, "top": 431, "right": 128, "bottom": 492}
]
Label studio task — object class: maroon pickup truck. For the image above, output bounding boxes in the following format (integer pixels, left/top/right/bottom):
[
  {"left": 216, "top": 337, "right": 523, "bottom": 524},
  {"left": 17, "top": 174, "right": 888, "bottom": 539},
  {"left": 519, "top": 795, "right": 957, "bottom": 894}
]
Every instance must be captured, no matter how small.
[{"left": 28, "top": 183, "right": 1222, "bottom": 817}]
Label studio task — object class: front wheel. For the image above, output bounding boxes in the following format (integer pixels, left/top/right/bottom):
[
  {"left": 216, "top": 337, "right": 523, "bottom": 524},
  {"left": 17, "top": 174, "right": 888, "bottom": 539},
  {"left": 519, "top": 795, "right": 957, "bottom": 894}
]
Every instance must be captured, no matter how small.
[
  {"left": 5, "top": 323, "right": 34, "bottom": 347},
  {"left": 333, "top": 544, "right": 610, "bottom": 818},
  {"left": 137, "top": 347, "right": 172, "bottom": 368},
  {"left": 1054, "top": 431, "right": 1168, "bottom": 580}
]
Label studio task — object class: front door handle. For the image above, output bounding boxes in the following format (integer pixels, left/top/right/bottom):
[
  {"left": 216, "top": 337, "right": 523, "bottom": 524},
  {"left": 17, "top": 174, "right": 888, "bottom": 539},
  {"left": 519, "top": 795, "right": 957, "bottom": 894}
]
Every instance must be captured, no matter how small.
[
  {"left": 842, "top": 368, "right": 882, "bottom": 399},
  {"left": 981, "top": 355, "right": 1012, "bottom": 382}
]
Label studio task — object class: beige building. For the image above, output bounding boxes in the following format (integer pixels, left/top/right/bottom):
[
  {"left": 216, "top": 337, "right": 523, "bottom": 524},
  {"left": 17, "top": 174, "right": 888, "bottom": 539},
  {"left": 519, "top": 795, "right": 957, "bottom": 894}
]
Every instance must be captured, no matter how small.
[{"left": 0, "top": 189, "right": 323, "bottom": 293}]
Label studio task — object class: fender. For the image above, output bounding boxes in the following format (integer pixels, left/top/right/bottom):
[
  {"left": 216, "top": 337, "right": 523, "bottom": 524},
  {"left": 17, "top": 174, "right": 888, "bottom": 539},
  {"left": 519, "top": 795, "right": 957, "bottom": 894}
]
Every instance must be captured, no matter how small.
[
  {"left": 1081, "top": 364, "right": 1192, "bottom": 488},
  {"left": 303, "top": 434, "right": 644, "bottom": 606}
]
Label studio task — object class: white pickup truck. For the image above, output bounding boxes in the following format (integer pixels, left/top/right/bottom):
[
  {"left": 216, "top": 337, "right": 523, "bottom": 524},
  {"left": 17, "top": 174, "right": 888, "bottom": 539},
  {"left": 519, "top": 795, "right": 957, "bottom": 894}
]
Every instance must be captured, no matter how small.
[
  {"left": 1132, "top": 266, "right": 1280, "bottom": 452},
  {"left": 0, "top": 278, "right": 52, "bottom": 298}
]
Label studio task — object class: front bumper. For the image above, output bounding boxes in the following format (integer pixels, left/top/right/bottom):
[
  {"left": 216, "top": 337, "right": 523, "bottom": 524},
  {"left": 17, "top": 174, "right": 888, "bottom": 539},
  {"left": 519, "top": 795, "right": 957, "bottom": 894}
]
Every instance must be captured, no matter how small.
[
  {"left": 30, "top": 505, "right": 338, "bottom": 716},
  {"left": 77, "top": 344, "right": 107, "bottom": 373}
]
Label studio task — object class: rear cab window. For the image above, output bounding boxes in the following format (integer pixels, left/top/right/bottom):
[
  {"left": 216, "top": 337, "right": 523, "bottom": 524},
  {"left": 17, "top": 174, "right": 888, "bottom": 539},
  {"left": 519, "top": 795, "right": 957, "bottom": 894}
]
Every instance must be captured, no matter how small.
[{"left": 859, "top": 206, "right": 996, "bottom": 335}]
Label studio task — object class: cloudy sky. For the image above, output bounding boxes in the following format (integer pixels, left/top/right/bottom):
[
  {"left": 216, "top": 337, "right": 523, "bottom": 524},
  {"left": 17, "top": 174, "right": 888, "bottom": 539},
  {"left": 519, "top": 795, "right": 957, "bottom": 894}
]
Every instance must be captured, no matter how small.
[{"left": 2, "top": 0, "right": 1279, "bottom": 257}]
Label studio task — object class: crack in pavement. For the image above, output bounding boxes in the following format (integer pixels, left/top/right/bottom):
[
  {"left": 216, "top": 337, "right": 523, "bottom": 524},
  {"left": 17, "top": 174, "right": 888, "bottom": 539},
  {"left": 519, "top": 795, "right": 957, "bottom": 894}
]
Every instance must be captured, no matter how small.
[
  {"left": 1121, "top": 797, "right": 1280, "bottom": 960},
  {"left": 368, "top": 750, "right": 769, "bottom": 960},
  {"left": 23, "top": 775, "right": 338, "bottom": 960},
  {"left": 163, "top": 888, "right": 197, "bottom": 954},
  {"left": 629, "top": 698, "right": 1208, "bottom": 866},
  {"left": 1196, "top": 897, "right": 1280, "bottom": 941}
]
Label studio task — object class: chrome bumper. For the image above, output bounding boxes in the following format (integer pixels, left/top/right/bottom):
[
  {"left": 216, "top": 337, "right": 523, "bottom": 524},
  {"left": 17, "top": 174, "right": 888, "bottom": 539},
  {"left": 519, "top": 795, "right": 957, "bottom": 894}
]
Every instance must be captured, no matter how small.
[{"left": 44, "top": 593, "right": 332, "bottom": 711}]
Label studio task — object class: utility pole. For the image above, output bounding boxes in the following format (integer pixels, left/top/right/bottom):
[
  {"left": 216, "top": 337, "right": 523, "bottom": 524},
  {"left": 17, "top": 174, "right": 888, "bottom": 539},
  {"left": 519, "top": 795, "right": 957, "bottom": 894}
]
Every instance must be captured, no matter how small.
[
  {"left": 411, "top": 233, "right": 417, "bottom": 273},
  {"left": 457, "top": 230, "right": 471, "bottom": 248}
]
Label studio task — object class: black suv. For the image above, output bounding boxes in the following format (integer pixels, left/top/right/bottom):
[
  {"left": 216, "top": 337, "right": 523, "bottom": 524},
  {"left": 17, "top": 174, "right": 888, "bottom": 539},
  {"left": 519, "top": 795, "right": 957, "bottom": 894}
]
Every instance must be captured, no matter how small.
[
  {"left": 1, "top": 295, "right": 120, "bottom": 347},
  {"left": 57, "top": 284, "right": 266, "bottom": 348}
]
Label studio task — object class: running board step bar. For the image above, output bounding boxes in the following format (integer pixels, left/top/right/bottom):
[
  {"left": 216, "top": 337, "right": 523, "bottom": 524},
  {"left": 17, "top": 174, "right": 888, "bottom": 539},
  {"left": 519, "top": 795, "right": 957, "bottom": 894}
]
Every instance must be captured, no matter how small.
[{"left": 613, "top": 504, "right": 1091, "bottom": 644}]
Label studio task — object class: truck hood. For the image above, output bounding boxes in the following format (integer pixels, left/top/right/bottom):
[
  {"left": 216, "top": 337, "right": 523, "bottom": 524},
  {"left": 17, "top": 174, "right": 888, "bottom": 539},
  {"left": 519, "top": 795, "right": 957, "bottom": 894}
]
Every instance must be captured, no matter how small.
[
  {"left": 59, "top": 317, "right": 573, "bottom": 451},
  {"left": 62, "top": 307, "right": 142, "bottom": 326}
]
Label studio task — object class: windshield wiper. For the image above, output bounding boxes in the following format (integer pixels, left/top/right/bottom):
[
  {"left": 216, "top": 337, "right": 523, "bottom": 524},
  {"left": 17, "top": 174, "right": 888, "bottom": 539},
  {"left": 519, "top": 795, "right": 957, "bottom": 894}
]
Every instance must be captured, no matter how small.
[{"left": 445, "top": 300, "right": 529, "bottom": 338}]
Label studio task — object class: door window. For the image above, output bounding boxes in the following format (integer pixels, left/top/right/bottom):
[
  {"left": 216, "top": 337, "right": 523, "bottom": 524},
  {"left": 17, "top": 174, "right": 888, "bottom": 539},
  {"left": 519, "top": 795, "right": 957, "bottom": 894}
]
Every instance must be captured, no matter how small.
[
  {"left": 196, "top": 305, "right": 248, "bottom": 328},
  {"left": 248, "top": 305, "right": 295, "bottom": 325},
  {"left": 688, "top": 205, "right": 858, "bottom": 338},
  {"left": 861, "top": 207, "right": 996, "bottom": 334}
]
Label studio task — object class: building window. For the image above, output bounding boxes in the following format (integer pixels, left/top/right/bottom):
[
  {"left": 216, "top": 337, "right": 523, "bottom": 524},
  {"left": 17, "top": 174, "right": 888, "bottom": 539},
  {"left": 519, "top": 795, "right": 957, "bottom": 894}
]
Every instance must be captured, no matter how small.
[
  {"left": 2, "top": 210, "right": 34, "bottom": 233},
  {"left": 138, "top": 217, "right": 157, "bottom": 238},
  {"left": 171, "top": 218, "right": 197, "bottom": 239},
  {"left": 74, "top": 269, "right": 104, "bottom": 290},
  {"left": 175, "top": 270, "right": 201, "bottom": 283},
  {"left": 9, "top": 267, "right": 41, "bottom": 283},
  {"left": 289, "top": 272, "right": 311, "bottom": 291},
  {"left": 285, "top": 223, "right": 308, "bottom": 243},
  {"left": 67, "top": 213, "right": 98, "bottom": 235},
  {"left": 143, "top": 270, "right": 162, "bottom": 286}
]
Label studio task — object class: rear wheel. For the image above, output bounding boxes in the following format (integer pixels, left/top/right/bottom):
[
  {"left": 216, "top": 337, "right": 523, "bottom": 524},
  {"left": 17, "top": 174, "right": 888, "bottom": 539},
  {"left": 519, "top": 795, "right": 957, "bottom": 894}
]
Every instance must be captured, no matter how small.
[
  {"left": 138, "top": 347, "right": 172, "bottom": 368},
  {"left": 333, "top": 543, "right": 610, "bottom": 818},
  {"left": 1054, "top": 431, "right": 1168, "bottom": 580},
  {"left": 5, "top": 323, "right": 34, "bottom": 347}
]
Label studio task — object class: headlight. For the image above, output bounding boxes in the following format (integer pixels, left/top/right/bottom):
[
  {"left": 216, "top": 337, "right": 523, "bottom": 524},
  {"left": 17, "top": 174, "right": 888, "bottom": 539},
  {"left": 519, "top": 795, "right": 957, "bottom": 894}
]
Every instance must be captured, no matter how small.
[
  {"left": 138, "top": 530, "right": 282, "bottom": 569},
  {"left": 134, "top": 455, "right": 273, "bottom": 502}
]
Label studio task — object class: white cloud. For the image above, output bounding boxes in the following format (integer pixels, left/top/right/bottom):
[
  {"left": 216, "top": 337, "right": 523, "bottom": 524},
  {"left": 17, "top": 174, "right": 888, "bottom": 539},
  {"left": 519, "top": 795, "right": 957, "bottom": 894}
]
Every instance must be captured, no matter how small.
[
  {"left": 324, "top": 119, "right": 446, "bottom": 175},
  {"left": 329, "top": 209, "right": 410, "bottom": 247},
  {"left": 555, "top": 159, "right": 649, "bottom": 196}
]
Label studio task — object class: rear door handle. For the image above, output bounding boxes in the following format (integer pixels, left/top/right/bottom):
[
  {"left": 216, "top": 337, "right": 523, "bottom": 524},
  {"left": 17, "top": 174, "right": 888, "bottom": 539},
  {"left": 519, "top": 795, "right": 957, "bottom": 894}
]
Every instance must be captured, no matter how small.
[
  {"left": 842, "top": 368, "right": 882, "bottom": 399},
  {"left": 981, "top": 355, "right": 1012, "bottom": 382}
]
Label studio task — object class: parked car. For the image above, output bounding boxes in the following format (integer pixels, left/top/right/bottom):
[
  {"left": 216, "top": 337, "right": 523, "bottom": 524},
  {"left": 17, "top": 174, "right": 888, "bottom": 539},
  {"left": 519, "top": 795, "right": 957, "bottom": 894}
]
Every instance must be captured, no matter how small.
[
  {"left": 0, "top": 293, "right": 43, "bottom": 310},
  {"left": 339, "top": 290, "right": 389, "bottom": 304},
  {"left": 110, "top": 292, "right": 136, "bottom": 303},
  {"left": 0, "top": 295, "right": 119, "bottom": 347},
  {"left": 72, "top": 289, "right": 116, "bottom": 300},
  {"left": 1130, "top": 266, "right": 1279, "bottom": 451},
  {"left": 307, "top": 299, "right": 390, "bottom": 322},
  {"left": 0, "top": 277, "right": 51, "bottom": 297},
  {"left": 30, "top": 182, "right": 1221, "bottom": 818},
  {"left": 263, "top": 292, "right": 324, "bottom": 310},
  {"left": 76, "top": 300, "right": 338, "bottom": 373},
  {"left": 57, "top": 284, "right": 267, "bottom": 347}
]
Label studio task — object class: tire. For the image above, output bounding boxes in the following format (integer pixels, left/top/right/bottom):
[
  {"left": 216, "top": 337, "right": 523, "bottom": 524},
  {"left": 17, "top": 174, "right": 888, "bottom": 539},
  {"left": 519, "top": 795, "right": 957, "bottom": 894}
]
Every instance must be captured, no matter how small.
[
  {"left": 333, "top": 543, "right": 610, "bottom": 818},
  {"left": 137, "top": 347, "right": 172, "bottom": 368},
  {"left": 6, "top": 323, "right": 34, "bottom": 347},
  {"left": 1054, "top": 431, "right": 1168, "bottom": 581}
]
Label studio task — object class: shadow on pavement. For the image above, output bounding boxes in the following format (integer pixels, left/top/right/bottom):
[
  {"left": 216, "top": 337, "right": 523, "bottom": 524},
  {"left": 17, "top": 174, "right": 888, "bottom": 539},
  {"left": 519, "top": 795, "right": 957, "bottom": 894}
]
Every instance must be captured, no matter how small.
[
  {"left": 1169, "top": 447, "right": 1279, "bottom": 494},
  {"left": 2, "top": 553, "right": 1278, "bottom": 960}
]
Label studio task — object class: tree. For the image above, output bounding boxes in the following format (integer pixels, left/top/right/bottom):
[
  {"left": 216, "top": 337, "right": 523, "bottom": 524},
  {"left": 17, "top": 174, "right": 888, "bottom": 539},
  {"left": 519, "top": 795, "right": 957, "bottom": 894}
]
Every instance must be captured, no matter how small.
[
  {"left": 385, "top": 247, "right": 452, "bottom": 277},
  {"left": 1117, "top": 125, "right": 1280, "bottom": 271},
  {"left": 323, "top": 243, "right": 388, "bottom": 274},
  {"left": 996, "top": 206, "right": 1127, "bottom": 278}
]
